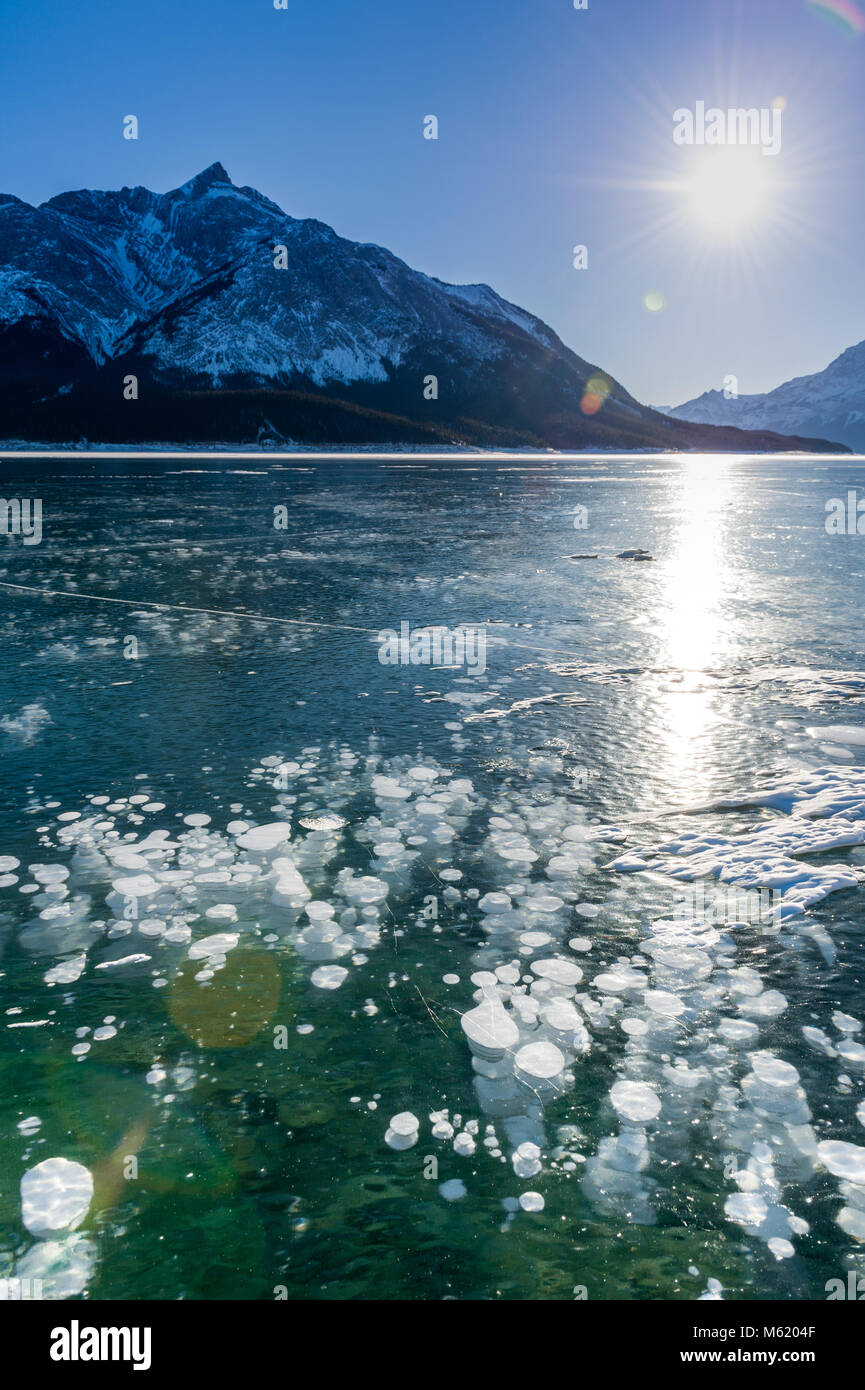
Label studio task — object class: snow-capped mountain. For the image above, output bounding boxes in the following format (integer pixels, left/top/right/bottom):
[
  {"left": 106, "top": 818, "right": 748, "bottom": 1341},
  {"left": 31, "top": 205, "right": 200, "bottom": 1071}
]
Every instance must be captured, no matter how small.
[
  {"left": 0, "top": 164, "right": 847, "bottom": 450},
  {"left": 668, "top": 340, "right": 865, "bottom": 452}
]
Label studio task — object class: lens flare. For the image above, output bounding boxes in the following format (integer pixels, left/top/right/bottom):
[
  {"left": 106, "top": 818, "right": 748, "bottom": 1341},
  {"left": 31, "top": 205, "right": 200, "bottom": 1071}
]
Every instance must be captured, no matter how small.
[
  {"left": 580, "top": 374, "right": 612, "bottom": 415},
  {"left": 806, "top": 0, "right": 865, "bottom": 36}
]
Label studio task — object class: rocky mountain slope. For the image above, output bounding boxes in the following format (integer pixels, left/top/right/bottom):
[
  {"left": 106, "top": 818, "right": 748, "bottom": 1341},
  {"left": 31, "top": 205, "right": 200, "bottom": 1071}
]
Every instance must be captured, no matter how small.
[
  {"left": 0, "top": 163, "right": 846, "bottom": 451},
  {"left": 669, "top": 341, "right": 865, "bottom": 452}
]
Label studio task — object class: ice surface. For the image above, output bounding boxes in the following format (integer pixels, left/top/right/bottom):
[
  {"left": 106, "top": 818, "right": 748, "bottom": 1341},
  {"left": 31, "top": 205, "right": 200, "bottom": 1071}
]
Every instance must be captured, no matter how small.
[{"left": 610, "top": 766, "right": 865, "bottom": 914}]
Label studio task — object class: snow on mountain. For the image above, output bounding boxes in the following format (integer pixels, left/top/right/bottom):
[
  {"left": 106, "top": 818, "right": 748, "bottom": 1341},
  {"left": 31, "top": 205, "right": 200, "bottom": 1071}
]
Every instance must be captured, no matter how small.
[
  {"left": 669, "top": 340, "right": 865, "bottom": 451},
  {"left": 0, "top": 162, "right": 567, "bottom": 388}
]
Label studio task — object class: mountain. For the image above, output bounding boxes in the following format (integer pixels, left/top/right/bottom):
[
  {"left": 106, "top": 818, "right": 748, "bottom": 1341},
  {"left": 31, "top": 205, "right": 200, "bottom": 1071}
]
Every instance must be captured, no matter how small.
[
  {"left": 668, "top": 341, "right": 865, "bottom": 452},
  {"left": 0, "top": 163, "right": 847, "bottom": 451}
]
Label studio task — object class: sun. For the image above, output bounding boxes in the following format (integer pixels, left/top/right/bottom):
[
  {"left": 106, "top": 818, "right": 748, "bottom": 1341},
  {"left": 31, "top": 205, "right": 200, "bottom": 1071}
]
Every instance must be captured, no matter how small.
[{"left": 685, "top": 148, "right": 772, "bottom": 237}]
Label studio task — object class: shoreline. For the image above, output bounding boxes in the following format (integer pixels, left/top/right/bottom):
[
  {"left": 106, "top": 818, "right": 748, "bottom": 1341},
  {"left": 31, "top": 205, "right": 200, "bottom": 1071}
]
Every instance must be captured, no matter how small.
[{"left": 0, "top": 447, "right": 860, "bottom": 461}]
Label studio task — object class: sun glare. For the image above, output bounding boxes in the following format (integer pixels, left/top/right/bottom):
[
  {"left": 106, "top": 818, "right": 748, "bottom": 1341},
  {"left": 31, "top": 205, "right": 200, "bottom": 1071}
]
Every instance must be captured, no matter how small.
[{"left": 686, "top": 148, "right": 772, "bottom": 236}]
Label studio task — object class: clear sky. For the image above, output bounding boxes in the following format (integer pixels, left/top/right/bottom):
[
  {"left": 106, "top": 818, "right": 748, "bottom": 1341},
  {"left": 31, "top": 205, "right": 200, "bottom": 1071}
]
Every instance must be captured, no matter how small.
[{"left": 1, "top": 0, "right": 863, "bottom": 406}]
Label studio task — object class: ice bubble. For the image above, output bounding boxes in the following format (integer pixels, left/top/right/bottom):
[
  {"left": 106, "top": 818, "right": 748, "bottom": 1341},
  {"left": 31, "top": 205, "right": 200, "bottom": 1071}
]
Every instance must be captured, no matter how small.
[
  {"left": 479, "top": 892, "right": 512, "bottom": 913},
  {"left": 518, "top": 1192, "right": 545, "bottom": 1212},
  {"left": 389, "top": 1112, "right": 419, "bottom": 1136},
  {"left": 183, "top": 814, "right": 211, "bottom": 828},
  {"left": 543, "top": 1001, "right": 582, "bottom": 1032},
  {"left": 306, "top": 902, "right": 336, "bottom": 923},
  {"left": 644, "top": 990, "right": 685, "bottom": 1018},
  {"left": 525, "top": 894, "right": 565, "bottom": 915},
  {"left": 298, "top": 813, "right": 347, "bottom": 831},
  {"left": 205, "top": 904, "right": 238, "bottom": 924},
  {"left": 767, "top": 1237, "right": 795, "bottom": 1260},
  {"left": 594, "top": 968, "right": 644, "bottom": 994},
  {"left": 188, "top": 933, "right": 238, "bottom": 961},
  {"left": 271, "top": 865, "right": 310, "bottom": 904},
  {"left": 832, "top": 1011, "right": 862, "bottom": 1035},
  {"left": 519, "top": 932, "right": 552, "bottom": 950},
  {"left": 461, "top": 999, "right": 520, "bottom": 1057},
  {"left": 310, "top": 965, "right": 348, "bottom": 990},
  {"left": 0, "top": 856, "right": 21, "bottom": 872},
  {"left": 471, "top": 971, "right": 499, "bottom": 990},
  {"left": 454, "top": 1133, "right": 476, "bottom": 1157},
  {"left": 235, "top": 824, "right": 291, "bottom": 854},
  {"left": 817, "top": 1141, "right": 865, "bottom": 1182},
  {"left": 531, "top": 958, "right": 582, "bottom": 987},
  {"left": 512, "top": 1142, "right": 542, "bottom": 1177},
  {"left": 108, "top": 850, "right": 150, "bottom": 871},
  {"left": 621, "top": 1017, "right": 648, "bottom": 1037},
  {"left": 750, "top": 1053, "right": 800, "bottom": 1089},
  {"left": 610, "top": 1080, "right": 661, "bottom": 1124},
  {"left": 138, "top": 919, "right": 166, "bottom": 939},
  {"left": 385, "top": 1112, "right": 420, "bottom": 1150},
  {"left": 725, "top": 1193, "right": 768, "bottom": 1229},
  {"left": 569, "top": 937, "right": 593, "bottom": 953},
  {"left": 738, "top": 990, "right": 787, "bottom": 1019},
  {"left": 514, "top": 1041, "right": 565, "bottom": 1082},
  {"left": 439, "top": 1179, "right": 467, "bottom": 1201},
  {"left": 837, "top": 1207, "right": 865, "bottom": 1241},
  {"left": 20, "top": 1158, "right": 93, "bottom": 1238},
  {"left": 371, "top": 776, "right": 411, "bottom": 801},
  {"left": 442, "top": 974, "right": 460, "bottom": 985},
  {"left": 44, "top": 955, "right": 87, "bottom": 986},
  {"left": 112, "top": 874, "right": 160, "bottom": 899},
  {"left": 718, "top": 1018, "right": 760, "bottom": 1046}
]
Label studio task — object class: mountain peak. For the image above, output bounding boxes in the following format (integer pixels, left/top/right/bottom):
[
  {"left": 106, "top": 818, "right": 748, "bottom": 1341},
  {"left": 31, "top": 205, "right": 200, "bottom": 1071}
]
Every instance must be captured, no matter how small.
[
  {"left": 174, "top": 163, "right": 233, "bottom": 198},
  {"left": 0, "top": 165, "right": 849, "bottom": 453}
]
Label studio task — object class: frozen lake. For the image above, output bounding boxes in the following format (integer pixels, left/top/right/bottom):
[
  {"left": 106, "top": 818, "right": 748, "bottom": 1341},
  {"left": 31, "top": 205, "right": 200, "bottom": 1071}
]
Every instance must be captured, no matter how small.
[{"left": 1, "top": 451, "right": 865, "bottom": 1300}]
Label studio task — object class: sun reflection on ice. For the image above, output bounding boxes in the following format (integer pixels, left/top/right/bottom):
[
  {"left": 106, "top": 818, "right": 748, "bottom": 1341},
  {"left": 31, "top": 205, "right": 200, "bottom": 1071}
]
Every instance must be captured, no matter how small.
[{"left": 657, "top": 457, "right": 743, "bottom": 789}]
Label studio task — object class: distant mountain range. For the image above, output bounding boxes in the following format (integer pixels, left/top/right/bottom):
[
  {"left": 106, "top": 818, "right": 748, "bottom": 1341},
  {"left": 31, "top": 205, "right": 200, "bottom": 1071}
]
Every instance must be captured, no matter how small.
[
  {"left": 0, "top": 163, "right": 848, "bottom": 451},
  {"left": 668, "top": 340, "right": 865, "bottom": 452}
]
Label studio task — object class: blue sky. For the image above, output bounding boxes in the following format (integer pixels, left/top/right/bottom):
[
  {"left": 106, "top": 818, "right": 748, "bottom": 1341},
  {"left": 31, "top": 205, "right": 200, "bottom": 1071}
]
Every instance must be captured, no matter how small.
[{"left": 1, "top": 0, "right": 863, "bottom": 405}]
